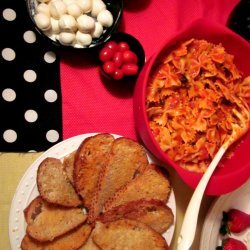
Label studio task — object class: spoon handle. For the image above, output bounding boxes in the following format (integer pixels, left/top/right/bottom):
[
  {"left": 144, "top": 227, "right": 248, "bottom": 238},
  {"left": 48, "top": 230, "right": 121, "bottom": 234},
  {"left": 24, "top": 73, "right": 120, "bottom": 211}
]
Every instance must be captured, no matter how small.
[{"left": 177, "top": 146, "right": 227, "bottom": 250}]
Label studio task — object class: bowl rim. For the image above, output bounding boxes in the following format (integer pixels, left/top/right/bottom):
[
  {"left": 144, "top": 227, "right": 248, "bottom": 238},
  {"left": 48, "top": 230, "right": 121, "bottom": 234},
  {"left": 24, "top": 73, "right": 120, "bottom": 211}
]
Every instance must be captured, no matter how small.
[
  {"left": 226, "top": 0, "right": 250, "bottom": 42},
  {"left": 25, "top": 0, "right": 124, "bottom": 50},
  {"left": 134, "top": 18, "right": 250, "bottom": 195}
]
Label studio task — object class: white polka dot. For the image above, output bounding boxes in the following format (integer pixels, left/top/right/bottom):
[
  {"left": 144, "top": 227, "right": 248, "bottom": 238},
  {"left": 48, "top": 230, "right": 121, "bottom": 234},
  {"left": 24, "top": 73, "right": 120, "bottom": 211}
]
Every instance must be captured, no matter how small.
[
  {"left": 23, "top": 30, "right": 36, "bottom": 43},
  {"left": 23, "top": 70, "right": 37, "bottom": 83},
  {"left": 44, "top": 51, "right": 56, "bottom": 63},
  {"left": 24, "top": 109, "right": 38, "bottom": 123},
  {"left": 2, "top": 8, "right": 16, "bottom": 21},
  {"left": 2, "top": 48, "right": 16, "bottom": 61},
  {"left": 44, "top": 89, "right": 58, "bottom": 102},
  {"left": 2, "top": 88, "right": 16, "bottom": 102},
  {"left": 46, "top": 130, "right": 59, "bottom": 143},
  {"left": 3, "top": 129, "right": 17, "bottom": 143}
]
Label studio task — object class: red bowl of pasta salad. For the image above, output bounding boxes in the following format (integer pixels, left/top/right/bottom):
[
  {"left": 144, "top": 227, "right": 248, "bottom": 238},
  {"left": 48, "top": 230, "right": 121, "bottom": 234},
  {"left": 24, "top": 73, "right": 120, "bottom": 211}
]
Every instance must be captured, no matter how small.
[{"left": 133, "top": 18, "right": 250, "bottom": 195}]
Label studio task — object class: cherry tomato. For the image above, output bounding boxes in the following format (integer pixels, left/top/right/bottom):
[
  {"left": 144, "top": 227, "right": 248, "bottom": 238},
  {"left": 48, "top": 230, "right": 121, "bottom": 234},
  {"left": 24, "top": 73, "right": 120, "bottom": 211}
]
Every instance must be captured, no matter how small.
[
  {"left": 132, "top": 52, "right": 138, "bottom": 64},
  {"left": 104, "top": 40, "right": 118, "bottom": 52},
  {"left": 112, "top": 69, "right": 124, "bottom": 80},
  {"left": 117, "top": 41, "right": 130, "bottom": 52},
  {"left": 99, "top": 47, "right": 114, "bottom": 62},
  {"left": 113, "top": 51, "right": 123, "bottom": 68},
  {"left": 103, "top": 61, "right": 116, "bottom": 74},
  {"left": 122, "top": 63, "right": 139, "bottom": 76},
  {"left": 122, "top": 50, "right": 138, "bottom": 64}
]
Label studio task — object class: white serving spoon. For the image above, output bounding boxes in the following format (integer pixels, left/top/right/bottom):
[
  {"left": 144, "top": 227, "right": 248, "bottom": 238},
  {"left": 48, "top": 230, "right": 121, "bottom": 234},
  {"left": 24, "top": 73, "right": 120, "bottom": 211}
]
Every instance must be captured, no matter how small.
[{"left": 177, "top": 104, "right": 250, "bottom": 250}]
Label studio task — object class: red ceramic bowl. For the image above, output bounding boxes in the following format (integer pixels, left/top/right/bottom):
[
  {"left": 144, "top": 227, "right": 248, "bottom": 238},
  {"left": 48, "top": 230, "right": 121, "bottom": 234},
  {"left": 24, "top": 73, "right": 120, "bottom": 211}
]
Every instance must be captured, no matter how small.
[{"left": 133, "top": 18, "right": 250, "bottom": 196}]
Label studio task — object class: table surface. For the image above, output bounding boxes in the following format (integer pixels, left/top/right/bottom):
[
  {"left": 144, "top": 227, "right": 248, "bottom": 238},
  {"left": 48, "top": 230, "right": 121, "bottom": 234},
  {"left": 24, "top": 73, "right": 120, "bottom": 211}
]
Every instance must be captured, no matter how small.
[{"left": 0, "top": 152, "right": 215, "bottom": 250}]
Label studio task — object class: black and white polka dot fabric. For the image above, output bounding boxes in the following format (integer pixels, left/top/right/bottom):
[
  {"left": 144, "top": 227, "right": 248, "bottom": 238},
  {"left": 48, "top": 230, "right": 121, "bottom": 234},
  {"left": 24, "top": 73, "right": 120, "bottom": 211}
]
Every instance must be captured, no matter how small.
[{"left": 0, "top": 0, "right": 62, "bottom": 152}]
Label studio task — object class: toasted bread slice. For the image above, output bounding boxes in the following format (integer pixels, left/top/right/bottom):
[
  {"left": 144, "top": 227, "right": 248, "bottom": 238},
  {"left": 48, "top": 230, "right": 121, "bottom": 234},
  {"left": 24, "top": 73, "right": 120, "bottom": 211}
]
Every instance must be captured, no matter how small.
[
  {"left": 88, "top": 137, "right": 148, "bottom": 222},
  {"left": 74, "top": 133, "right": 115, "bottom": 210},
  {"left": 37, "top": 157, "right": 82, "bottom": 207},
  {"left": 21, "top": 235, "right": 42, "bottom": 250},
  {"left": 24, "top": 196, "right": 44, "bottom": 225},
  {"left": 26, "top": 198, "right": 87, "bottom": 242},
  {"left": 104, "top": 164, "right": 171, "bottom": 211},
  {"left": 79, "top": 231, "right": 101, "bottom": 250},
  {"left": 98, "top": 199, "right": 174, "bottom": 233},
  {"left": 92, "top": 219, "right": 169, "bottom": 250},
  {"left": 62, "top": 151, "right": 76, "bottom": 185},
  {"left": 21, "top": 224, "right": 92, "bottom": 250}
]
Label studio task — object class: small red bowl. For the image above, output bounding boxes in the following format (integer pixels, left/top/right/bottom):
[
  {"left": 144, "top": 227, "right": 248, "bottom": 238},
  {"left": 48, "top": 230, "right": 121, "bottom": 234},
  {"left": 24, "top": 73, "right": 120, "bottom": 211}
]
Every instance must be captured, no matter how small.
[{"left": 133, "top": 18, "right": 250, "bottom": 195}]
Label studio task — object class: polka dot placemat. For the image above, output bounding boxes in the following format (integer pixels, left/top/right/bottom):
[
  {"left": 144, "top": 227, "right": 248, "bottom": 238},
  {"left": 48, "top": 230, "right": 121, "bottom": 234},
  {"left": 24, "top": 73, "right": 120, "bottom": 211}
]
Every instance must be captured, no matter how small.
[{"left": 0, "top": 0, "right": 62, "bottom": 152}]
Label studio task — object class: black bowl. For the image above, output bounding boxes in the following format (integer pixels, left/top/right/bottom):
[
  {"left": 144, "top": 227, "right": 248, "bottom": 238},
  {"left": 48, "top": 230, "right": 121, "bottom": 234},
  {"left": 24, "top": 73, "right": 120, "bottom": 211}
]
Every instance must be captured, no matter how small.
[
  {"left": 25, "top": 0, "right": 123, "bottom": 50},
  {"left": 99, "top": 32, "right": 146, "bottom": 81},
  {"left": 227, "top": 0, "right": 250, "bottom": 42}
]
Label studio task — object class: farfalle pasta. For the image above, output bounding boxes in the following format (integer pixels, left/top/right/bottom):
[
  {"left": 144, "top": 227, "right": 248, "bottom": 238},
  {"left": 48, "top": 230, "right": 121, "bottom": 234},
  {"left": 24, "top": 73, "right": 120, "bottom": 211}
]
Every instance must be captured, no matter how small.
[{"left": 146, "top": 39, "right": 250, "bottom": 173}]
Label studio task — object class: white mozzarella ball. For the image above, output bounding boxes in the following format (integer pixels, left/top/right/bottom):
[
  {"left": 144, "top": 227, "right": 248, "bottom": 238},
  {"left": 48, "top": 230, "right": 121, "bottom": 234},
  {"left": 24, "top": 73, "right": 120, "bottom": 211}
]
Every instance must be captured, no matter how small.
[
  {"left": 92, "top": 21, "right": 103, "bottom": 38},
  {"left": 34, "top": 12, "right": 51, "bottom": 31},
  {"left": 59, "top": 31, "right": 76, "bottom": 45},
  {"left": 91, "top": 0, "right": 106, "bottom": 17},
  {"left": 77, "top": 0, "right": 92, "bottom": 13},
  {"left": 59, "top": 14, "right": 77, "bottom": 32},
  {"left": 77, "top": 14, "right": 95, "bottom": 33},
  {"left": 44, "top": 28, "right": 52, "bottom": 37},
  {"left": 76, "top": 31, "right": 92, "bottom": 46},
  {"left": 97, "top": 9, "right": 113, "bottom": 27},
  {"left": 66, "top": 3, "right": 82, "bottom": 18},
  {"left": 50, "top": 17, "right": 60, "bottom": 33},
  {"left": 36, "top": 3, "right": 51, "bottom": 17},
  {"left": 63, "top": 0, "right": 75, "bottom": 4},
  {"left": 44, "top": 30, "right": 58, "bottom": 41},
  {"left": 50, "top": 0, "right": 67, "bottom": 19}
]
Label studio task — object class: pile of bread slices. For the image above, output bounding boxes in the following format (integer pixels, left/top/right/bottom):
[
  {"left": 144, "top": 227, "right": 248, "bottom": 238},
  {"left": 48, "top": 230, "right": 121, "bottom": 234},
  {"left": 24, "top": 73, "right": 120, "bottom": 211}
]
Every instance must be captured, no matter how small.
[{"left": 21, "top": 133, "right": 174, "bottom": 250}]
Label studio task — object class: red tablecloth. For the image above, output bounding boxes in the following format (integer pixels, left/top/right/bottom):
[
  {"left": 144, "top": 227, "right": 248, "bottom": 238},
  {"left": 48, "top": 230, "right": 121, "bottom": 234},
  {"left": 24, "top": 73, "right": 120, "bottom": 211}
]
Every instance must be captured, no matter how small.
[{"left": 61, "top": 0, "right": 239, "bottom": 140}]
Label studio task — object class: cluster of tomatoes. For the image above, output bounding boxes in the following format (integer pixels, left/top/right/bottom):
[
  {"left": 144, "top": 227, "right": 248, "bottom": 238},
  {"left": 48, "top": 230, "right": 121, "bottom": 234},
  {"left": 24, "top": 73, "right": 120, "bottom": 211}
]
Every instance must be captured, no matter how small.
[{"left": 99, "top": 40, "right": 139, "bottom": 80}]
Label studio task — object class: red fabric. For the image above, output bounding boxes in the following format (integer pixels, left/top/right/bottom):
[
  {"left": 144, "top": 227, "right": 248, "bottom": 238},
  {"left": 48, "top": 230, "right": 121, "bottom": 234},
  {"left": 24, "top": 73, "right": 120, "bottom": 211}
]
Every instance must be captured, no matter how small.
[{"left": 60, "top": 0, "right": 239, "bottom": 140}]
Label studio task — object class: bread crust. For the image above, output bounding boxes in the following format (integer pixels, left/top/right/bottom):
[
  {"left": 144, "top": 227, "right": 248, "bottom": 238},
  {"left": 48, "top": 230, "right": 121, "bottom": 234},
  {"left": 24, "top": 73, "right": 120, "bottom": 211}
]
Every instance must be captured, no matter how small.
[
  {"left": 79, "top": 231, "right": 101, "bottom": 250},
  {"left": 98, "top": 199, "right": 174, "bottom": 233},
  {"left": 21, "top": 224, "right": 91, "bottom": 250},
  {"left": 74, "top": 133, "right": 115, "bottom": 210},
  {"left": 103, "top": 164, "right": 171, "bottom": 211},
  {"left": 21, "top": 224, "right": 92, "bottom": 250},
  {"left": 26, "top": 197, "right": 87, "bottom": 242},
  {"left": 24, "top": 196, "right": 44, "bottom": 225},
  {"left": 88, "top": 137, "right": 148, "bottom": 222},
  {"left": 62, "top": 151, "right": 76, "bottom": 185},
  {"left": 92, "top": 219, "right": 169, "bottom": 250},
  {"left": 37, "top": 157, "right": 82, "bottom": 207}
]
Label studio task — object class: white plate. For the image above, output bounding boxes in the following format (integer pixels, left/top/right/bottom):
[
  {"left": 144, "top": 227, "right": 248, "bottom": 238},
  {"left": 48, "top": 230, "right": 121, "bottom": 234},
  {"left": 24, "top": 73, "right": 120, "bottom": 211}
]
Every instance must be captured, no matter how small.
[
  {"left": 9, "top": 133, "right": 176, "bottom": 250},
  {"left": 200, "top": 179, "right": 250, "bottom": 250}
]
